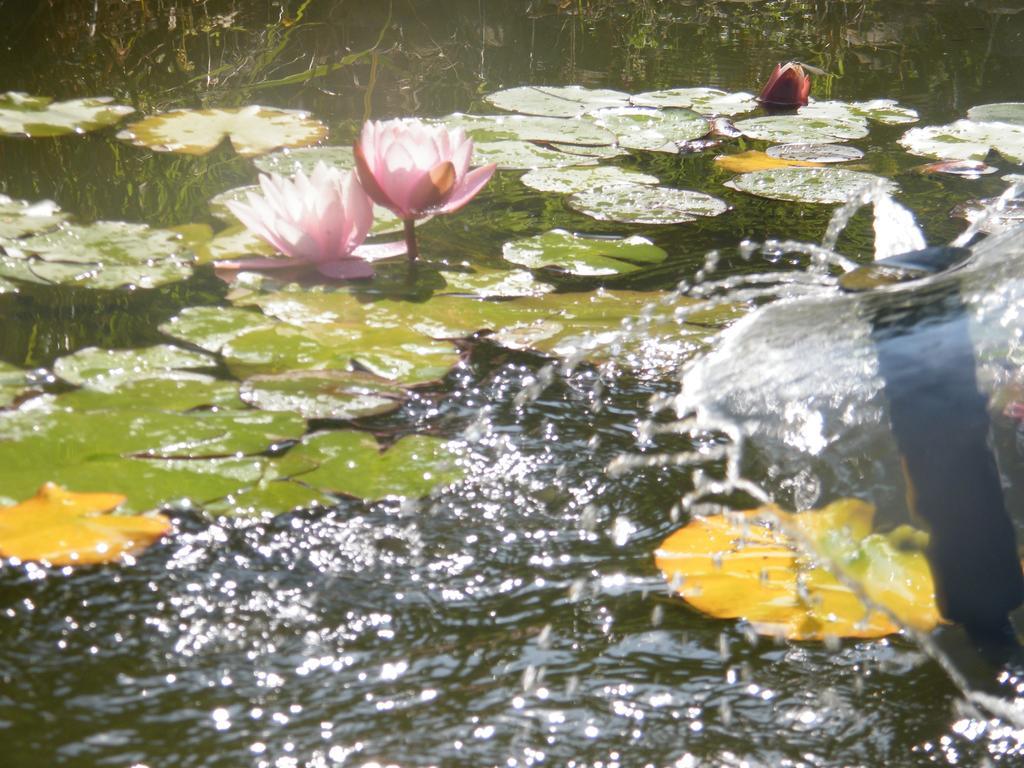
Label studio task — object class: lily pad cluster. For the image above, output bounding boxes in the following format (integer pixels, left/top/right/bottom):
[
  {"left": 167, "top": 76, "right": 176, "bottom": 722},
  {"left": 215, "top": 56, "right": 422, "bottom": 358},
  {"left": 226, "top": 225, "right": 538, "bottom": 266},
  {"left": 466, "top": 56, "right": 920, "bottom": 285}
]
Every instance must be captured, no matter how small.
[{"left": 900, "top": 102, "right": 1024, "bottom": 165}]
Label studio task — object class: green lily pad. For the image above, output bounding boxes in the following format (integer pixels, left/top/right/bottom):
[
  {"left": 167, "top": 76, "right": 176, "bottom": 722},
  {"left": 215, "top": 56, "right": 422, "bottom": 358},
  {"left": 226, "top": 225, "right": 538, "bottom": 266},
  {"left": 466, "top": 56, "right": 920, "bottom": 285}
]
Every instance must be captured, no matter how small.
[
  {"left": 568, "top": 183, "right": 729, "bottom": 224},
  {"left": 0, "top": 396, "right": 305, "bottom": 511},
  {"left": 56, "top": 377, "right": 244, "bottom": 413},
  {"left": 0, "top": 277, "right": 18, "bottom": 294},
  {"left": 434, "top": 112, "right": 614, "bottom": 146},
  {"left": 277, "top": 431, "right": 461, "bottom": 501},
  {"left": 239, "top": 370, "right": 406, "bottom": 420},
  {"left": 203, "top": 479, "right": 335, "bottom": 517},
  {"left": 724, "top": 167, "right": 897, "bottom": 204},
  {"left": 0, "top": 92, "right": 134, "bottom": 137},
  {"left": 438, "top": 266, "right": 555, "bottom": 298},
  {"left": 0, "top": 362, "right": 33, "bottom": 408},
  {"left": 473, "top": 139, "right": 591, "bottom": 170},
  {"left": 0, "top": 195, "right": 67, "bottom": 239},
  {"left": 118, "top": 106, "right": 328, "bottom": 157},
  {"left": 502, "top": 229, "right": 667, "bottom": 276},
  {"left": 54, "top": 344, "right": 218, "bottom": 391},
  {"left": 629, "top": 87, "right": 758, "bottom": 116},
  {"left": 1, "top": 220, "right": 198, "bottom": 290},
  {"left": 547, "top": 143, "right": 630, "bottom": 160},
  {"left": 966, "top": 103, "right": 1024, "bottom": 126},
  {"left": 898, "top": 119, "right": 1024, "bottom": 164},
  {"left": 209, "top": 184, "right": 404, "bottom": 236},
  {"left": 253, "top": 145, "right": 355, "bottom": 175},
  {"left": 800, "top": 99, "right": 918, "bottom": 126},
  {"left": 590, "top": 106, "right": 710, "bottom": 152},
  {"left": 734, "top": 114, "right": 869, "bottom": 144},
  {"left": 485, "top": 85, "right": 631, "bottom": 118},
  {"left": 193, "top": 224, "right": 278, "bottom": 264},
  {"left": 519, "top": 165, "right": 659, "bottom": 194},
  {"left": 766, "top": 143, "right": 863, "bottom": 163},
  {"left": 167, "top": 296, "right": 461, "bottom": 386}
]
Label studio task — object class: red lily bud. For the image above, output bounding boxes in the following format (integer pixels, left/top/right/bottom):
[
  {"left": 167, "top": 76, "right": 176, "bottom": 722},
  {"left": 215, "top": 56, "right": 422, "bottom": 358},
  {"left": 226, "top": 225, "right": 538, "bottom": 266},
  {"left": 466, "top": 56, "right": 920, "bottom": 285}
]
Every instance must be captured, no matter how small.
[{"left": 757, "top": 62, "right": 811, "bottom": 108}]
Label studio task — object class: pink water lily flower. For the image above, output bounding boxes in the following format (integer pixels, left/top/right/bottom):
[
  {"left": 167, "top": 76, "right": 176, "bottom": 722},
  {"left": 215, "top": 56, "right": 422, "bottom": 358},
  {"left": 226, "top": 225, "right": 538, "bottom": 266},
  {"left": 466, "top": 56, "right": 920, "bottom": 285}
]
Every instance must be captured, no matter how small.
[
  {"left": 354, "top": 118, "right": 497, "bottom": 261},
  {"left": 222, "top": 162, "right": 405, "bottom": 280}
]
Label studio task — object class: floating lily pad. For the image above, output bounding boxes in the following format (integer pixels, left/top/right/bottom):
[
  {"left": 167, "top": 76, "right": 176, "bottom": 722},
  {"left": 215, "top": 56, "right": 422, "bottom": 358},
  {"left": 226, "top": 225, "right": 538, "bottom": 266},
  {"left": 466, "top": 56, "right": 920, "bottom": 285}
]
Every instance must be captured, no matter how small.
[
  {"left": 473, "top": 140, "right": 589, "bottom": 170},
  {"left": 655, "top": 500, "right": 939, "bottom": 641},
  {"left": 209, "top": 184, "right": 405, "bottom": 237},
  {"left": 253, "top": 145, "right": 355, "bottom": 175},
  {"left": 629, "top": 87, "right": 758, "bottom": 116},
  {"left": 0, "top": 220, "right": 198, "bottom": 290},
  {"left": 165, "top": 297, "right": 461, "bottom": 386},
  {"left": 192, "top": 224, "right": 277, "bottom": 264},
  {"left": 519, "top": 165, "right": 658, "bottom": 194},
  {"left": 0, "top": 484, "right": 169, "bottom": 566},
  {"left": 239, "top": 370, "right": 406, "bottom": 420},
  {"left": 438, "top": 266, "right": 555, "bottom": 298},
  {"left": 278, "top": 431, "right": 461, "bottom": 501},
  {"left": 435, "top": 112, "right": 614, "bottom": 146},
  {"left": 899, "top": 119, "right": 1024, "bottom": 164},
  {"left": 0, "top": 195, "right": 67, "bottom": 239},
  {"left": 485, "top": 85, "right": 630, "bottom": 118},
  {"left": 0, "top": 92, "right": 134, "bottom": 138},
  {"left": 568, "top": 183, "right": 729, "bottom": 224},
  {"left": 966, "top": 102, "right": 1024, "bottom": 126},
  {"left": 54, "top": 344, "right": 218, "bottom": 391},
  {"left": 0, "top": 396, "right": 306, "bottom": 511},
  {"left": 590, "top": 106, "right": 710, "bottom": 152},
  {"left": 800, "top": 98, "right": 918, "bottom": 126},
  {"left": 913, "top": 159, "right": 998, "bottom": 177},
  {"left": 203, "top": 479, "right": 335, "bottom": 517},
  {"left": 502, "top": 229, "right": 667, "bottom": 276},
  {"left": 724, "top": 167, "right": 896, "bottom": 204},
  {"left": 766, "top": 143, "right": 863, "bottom": 163},
  {"left": 734, "top": 114, "right": 869, "bottom": 144},
  {"left": 951, "top": 198, "right": 1024, "bottom": 234},
  {"left": 118, "top": 106, "right": 328, "bottom": 157},
  {"left": 56, "top": 377, "right": 243, "bottom": 413},
  {"left": 546, "top": 143, "right": 630, "bottom": 160},
  {"left": 0, "top": 363, "right": 33, "bottom": 408}
]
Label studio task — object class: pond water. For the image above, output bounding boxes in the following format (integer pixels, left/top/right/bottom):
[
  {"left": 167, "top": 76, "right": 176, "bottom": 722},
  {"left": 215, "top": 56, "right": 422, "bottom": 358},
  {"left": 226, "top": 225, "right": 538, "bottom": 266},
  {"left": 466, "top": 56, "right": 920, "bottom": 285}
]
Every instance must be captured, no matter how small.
[{"left": 2, "top": 1, "right": 1024, "bottom": 766}]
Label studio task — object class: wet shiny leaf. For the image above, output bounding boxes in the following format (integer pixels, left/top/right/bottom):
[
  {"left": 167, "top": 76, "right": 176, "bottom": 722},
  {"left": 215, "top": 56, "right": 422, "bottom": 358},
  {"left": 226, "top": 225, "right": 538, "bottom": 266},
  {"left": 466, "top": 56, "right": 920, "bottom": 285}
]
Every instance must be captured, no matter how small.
[
  {"left": 0, "top": 483, "right": 169, "bottom": 566},
  {"left": 54, "top": 345, "right": 217, "bottom": 391},
  {"left": 629, "top": 87, "right": 757, "bottom": 116},
  {"left": 239, "top": 370, "right": 407, "bottom": 420},
  {"left": 899, "top": 119, "right": 1024, "bottom": 164},
  {"left": 485, "top": 85, "right": 630, "bottom": 118},
  {"left": 734, "top": 114, "right": 869, "bottom": 144},
  {"left": 519, "top": 165, "right": 658, "bottom": 194},
  {"left": 724, "top": 167, "right": 896, "bottom": 204},
  {"left": 434, "top": 112, "right": 614, "bottom": 146},
  {"left": 590, "top": 106, "right": 710, "bottom": 153},
  {"left": 655, "top": 499, "right": 941, "bottom": 641},
  {"left": 569, "top": 183, "right": 729, "bottom": 224},
  {"left": 765, "top": 143, "right": 863, "bottom": 163}
]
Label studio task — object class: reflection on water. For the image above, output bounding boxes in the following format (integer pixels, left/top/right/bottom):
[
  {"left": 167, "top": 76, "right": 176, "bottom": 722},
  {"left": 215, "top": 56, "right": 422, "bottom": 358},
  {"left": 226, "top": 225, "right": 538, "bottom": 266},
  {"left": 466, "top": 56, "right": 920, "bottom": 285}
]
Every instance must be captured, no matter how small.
[{"left": 3, "top": 1, "right": 1024, "bottom": 766}]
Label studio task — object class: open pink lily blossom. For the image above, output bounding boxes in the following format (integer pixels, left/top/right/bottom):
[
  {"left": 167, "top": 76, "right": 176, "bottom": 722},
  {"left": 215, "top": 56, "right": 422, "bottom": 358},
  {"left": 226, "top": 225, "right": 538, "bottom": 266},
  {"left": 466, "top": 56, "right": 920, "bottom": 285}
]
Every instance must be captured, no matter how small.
[
  {"left": 354, "top": 118, "right": 497, "bottom": 261},
  {"left": 221, "top": 162, "right": 405, "bottom": 281}
]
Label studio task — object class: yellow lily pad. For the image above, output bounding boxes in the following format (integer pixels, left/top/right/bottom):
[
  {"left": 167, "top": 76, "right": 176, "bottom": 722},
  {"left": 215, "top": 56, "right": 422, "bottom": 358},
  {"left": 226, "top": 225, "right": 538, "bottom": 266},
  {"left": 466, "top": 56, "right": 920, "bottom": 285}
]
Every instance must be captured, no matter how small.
[
  {"left": 714, "top": 150, "right": 820, "bottom": 173},
  {"left": 0, "top": 483, "right": 171, "bottom": 566},
  {"left": 118, "top": 106, "right": 328, "bottom": 157},
  {"left": 654, "top": 499, "right": 942, "bottom": 641}
]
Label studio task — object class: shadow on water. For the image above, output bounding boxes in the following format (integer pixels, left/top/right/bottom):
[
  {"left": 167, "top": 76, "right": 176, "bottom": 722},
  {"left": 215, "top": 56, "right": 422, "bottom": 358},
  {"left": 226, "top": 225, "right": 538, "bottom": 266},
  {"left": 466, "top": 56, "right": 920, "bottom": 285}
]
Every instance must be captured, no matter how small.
[{"left": 2, "top": 1, "right": 1024, "bottom": 766}]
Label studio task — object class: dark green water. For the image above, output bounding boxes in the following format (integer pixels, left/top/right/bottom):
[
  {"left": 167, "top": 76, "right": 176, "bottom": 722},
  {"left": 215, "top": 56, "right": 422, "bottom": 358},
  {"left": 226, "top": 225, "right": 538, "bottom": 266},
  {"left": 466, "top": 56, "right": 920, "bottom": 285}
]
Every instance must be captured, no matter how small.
[{"left": 1, "top": 1, "right": 1024, "bottom": 766}]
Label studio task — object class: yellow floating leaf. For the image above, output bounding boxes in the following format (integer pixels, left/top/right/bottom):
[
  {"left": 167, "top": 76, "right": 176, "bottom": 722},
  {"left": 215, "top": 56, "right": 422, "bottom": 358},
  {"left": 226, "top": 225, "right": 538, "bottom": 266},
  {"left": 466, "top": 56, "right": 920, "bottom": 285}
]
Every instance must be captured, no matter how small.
[
  {"left": 0, "top": 483, "right": 170, "bottom": 566},
  {"left": 714, "top": 150, "right": 820, "bottom": 173},
  {"left": 655, "top": 499, "right": 941, "bottom": 641}
]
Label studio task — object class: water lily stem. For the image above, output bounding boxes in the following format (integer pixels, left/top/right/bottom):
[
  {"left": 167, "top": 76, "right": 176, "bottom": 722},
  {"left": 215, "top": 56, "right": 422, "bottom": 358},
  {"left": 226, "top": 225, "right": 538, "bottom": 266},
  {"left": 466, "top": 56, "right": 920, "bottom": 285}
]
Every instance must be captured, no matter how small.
[{"left": 403, "top": 219, "right": 419, "bottom": 263}]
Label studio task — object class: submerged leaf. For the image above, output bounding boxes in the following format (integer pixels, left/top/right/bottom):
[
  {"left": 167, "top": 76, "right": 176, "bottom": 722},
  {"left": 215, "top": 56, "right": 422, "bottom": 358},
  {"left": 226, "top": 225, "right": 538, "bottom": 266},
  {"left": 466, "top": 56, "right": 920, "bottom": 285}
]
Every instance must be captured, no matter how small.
[
  {"left": 0, "top": 483, "right": 169, "bottom": 566},
  {"left": 655, "top": 500, "right": 941, "bottom": 641},
  {"left": 118, "top": 106, "right": 328, "bottom": 157},
  {"left": 0, "top": 92, "right": 133, "bottom": 137}
]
